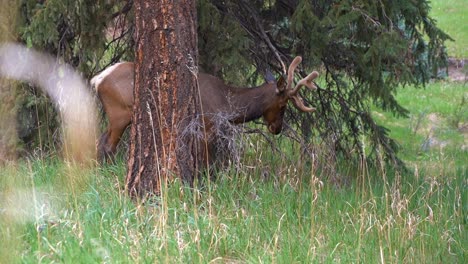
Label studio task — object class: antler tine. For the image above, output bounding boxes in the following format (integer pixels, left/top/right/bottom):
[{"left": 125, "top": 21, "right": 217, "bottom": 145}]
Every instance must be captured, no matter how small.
[
  {"left": 290, "top": 95, "right": 316, "bottom": 112},
  {"left": 281, "top": 56, "right": 302, "bottom": 92},
  {"left": 282, "top": 56, "right": 318, "bottom": 112},
  {"left": 289, "top": 70, "right": 319, "bottom": 113},
  {"left": 289, "top": 71, "right": 319, "bottom": 95}
]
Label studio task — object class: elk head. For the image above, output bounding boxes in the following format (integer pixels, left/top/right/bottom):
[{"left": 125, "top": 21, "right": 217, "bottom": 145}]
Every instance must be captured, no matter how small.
[{"left": 263, "top": 56, "right": 319, "bottom": 134}]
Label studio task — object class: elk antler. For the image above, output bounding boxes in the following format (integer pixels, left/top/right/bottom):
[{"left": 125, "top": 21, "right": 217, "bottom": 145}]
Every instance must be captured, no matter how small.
[
  {"left": 290, "top": 71, "right": 318, "bottom": 94},
  {"left": 284, "top": 56, "right": 302, "bottom": 91},
  {"left": 285, "top": 56, "right": 318, "bottom": 112}
]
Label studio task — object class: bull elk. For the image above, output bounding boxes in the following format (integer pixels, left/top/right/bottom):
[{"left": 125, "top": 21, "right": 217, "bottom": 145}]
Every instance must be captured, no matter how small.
[{"left": 91, "top": 56, "right": 318, "bottom": 162}]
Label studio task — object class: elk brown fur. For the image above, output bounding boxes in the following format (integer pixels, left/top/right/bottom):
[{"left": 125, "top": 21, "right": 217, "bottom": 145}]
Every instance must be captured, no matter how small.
[{"left": 91, "top": 57, "right": 318, "bottom": 162}]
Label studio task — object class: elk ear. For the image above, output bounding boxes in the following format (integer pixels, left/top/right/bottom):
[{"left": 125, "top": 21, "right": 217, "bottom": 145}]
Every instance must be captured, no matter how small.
[
  {"left": 264, "top": 70, "right": 276, "bottom": 84},
  {"left": 276, "top": 75, "right": 286, "bottom": 94}
]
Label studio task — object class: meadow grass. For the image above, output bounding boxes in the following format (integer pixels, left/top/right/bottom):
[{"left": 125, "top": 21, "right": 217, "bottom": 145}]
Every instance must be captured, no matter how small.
[
  {"left": 430, "top": 0, "right": 468, "bottom": 58},
  {"left": 1, "top": 77, "right": 466, "bottom": 263},
  {"left": 373, "top": 81, "right": 467, "bottom": 167},
  {"left": 1, "top": 66, "right": 467, "bottom": 263}
]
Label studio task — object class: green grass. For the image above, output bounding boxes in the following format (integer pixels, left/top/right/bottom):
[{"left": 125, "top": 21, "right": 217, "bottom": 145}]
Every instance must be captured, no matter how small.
[
  {"left": 373, "top": 81, "right": 467, "bottom": 167},
  {"left": 1, "top": 81, "right": 467, "bottom": 263},
  {"left": 0, "top": 154, "right": 466, "bottom": 263},
  {"left": 0, "top": 114, "right": 468, "bottom": 263},
  {"left": 1, "top": 82, "right": 467, "bottom": 263},
  {"left": 431, "top": 0, "right": 468, "bottom": 58}
]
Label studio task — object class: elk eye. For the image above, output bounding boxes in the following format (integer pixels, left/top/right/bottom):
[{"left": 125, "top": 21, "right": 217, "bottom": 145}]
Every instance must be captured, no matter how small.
[{"left": 275, "top": 88, "right": 285, "bottom": 95}]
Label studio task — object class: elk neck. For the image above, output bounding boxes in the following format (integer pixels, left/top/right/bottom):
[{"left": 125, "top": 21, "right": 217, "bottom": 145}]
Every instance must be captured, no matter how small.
[
  {"left": 198, "top": 73, "right": 278, "bottom": 124},
  {"left": 224, "top": 83, "right": 278, "bottom": 124}
]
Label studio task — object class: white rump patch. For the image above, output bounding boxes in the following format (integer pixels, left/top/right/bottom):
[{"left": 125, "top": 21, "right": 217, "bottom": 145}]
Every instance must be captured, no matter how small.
[{"left": 90, "top": 62, "right": 125, "bottom": 91}]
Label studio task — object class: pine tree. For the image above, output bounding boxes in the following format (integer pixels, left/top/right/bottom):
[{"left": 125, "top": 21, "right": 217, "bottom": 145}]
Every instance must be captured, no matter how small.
[{"left": 198, "top": 0, "right": 451, "bottom": 166}]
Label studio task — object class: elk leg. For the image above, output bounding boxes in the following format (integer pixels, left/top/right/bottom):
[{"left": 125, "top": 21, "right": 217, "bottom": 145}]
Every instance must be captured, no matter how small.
[
  {"left": 97, "top": 125, "right": 129, "bottom": 162},
  {"left": 97, "top": 110, "right": 131, "bottom": 162},
  {"left": 97, "top": 130, "right": 111, "bottom": 162}
]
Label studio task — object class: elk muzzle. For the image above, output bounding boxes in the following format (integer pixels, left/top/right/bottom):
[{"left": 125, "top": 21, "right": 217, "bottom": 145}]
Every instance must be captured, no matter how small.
[{"left": 268, "top": 123, "right": 283, "bottom": 134}]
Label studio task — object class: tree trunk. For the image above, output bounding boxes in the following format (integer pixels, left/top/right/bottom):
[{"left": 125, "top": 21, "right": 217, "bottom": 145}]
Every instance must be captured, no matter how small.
[{"left": 126, "top": 0, "right": 199, "bottom": 197}]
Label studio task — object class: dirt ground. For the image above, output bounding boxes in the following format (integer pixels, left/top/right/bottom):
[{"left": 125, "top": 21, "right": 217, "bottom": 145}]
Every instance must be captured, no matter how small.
[{"left": 447, "top": 58, "right": 467, "bottom": 82}]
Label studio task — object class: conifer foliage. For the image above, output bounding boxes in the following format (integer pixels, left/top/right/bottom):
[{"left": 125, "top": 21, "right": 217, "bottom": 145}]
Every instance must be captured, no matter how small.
[
  {"left": 16, "top": 0, "right": 450, "bottom": 166},
  {"left": 198, "top": 0, "right": 450, "bottom": 166}
]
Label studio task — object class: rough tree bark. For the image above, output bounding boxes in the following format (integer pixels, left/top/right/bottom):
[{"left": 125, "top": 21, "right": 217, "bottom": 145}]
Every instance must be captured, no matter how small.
[{"left": 126, "top": 0, "right": 199, "bottom": 196}]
